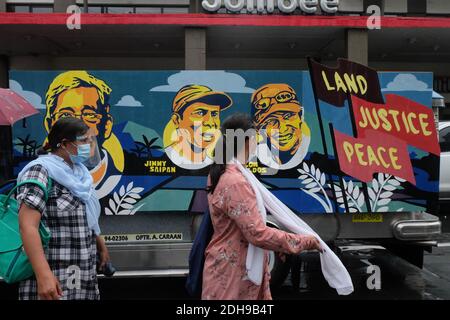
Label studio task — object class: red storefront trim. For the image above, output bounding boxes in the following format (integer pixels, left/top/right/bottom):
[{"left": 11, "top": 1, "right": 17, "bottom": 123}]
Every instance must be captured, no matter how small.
[{"left": 0, "top": 13, "right": 450, "bottom": 28}]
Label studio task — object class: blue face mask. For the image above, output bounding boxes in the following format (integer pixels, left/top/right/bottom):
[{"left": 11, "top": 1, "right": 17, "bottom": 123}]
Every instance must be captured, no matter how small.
[{"left": 69, "top": 143, "right": 91, "bottom": 164}]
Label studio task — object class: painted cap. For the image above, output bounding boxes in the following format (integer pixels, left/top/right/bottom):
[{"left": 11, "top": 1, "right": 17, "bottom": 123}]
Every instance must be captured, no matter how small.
[
  {"left": 251, "top": 84, "right": 302, "bottom": 126},
  {"left": 172, "top": 84, "right": 232, "bottom": 114}
]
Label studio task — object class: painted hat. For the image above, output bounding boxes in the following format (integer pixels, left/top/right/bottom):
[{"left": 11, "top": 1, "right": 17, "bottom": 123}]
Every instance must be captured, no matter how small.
[
  {"left": 172, "top": 84, "right": 232, "bottom": 114},
  {"left": 251, "top": 84, "right": 302, "bottom": 127}
]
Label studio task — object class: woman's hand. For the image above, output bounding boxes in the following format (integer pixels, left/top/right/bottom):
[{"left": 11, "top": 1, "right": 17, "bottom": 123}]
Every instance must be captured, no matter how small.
[
  {"left": 303, "top": 235, "right": 324, "bottom": 253},
  {"left": 96, "top": 236, "right": 111, "bottom": 271},
  {"left": 36, "top": 270, "right": 63, "bottom": 300}
]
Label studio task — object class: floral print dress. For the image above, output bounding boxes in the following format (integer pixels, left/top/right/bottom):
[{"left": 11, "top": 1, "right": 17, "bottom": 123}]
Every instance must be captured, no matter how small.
[{"left": 202, "top": 164, "right": 314, "bottom": 300}]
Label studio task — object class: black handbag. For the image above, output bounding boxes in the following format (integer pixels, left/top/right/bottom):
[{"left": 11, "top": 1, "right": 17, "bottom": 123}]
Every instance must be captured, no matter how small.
[{"left": 185, "top": 207, "right": 214, "bottom": 297}]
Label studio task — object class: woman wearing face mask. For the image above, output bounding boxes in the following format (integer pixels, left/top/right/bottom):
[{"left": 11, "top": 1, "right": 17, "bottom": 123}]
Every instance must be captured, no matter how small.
[{"left": 16, "top": 117, "right": 110, "bottom": 300}]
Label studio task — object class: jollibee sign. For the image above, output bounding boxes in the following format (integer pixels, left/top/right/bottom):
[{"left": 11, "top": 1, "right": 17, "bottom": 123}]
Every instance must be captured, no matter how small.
[{"left": 202, "top": 0, "right": 340, "bottom": 14}]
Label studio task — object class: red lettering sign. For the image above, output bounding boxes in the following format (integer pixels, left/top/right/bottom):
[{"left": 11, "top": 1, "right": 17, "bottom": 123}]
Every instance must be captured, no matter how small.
[
  {"left": 351, "top": 94, "right": 440, "bottom": 155},
  {"left": 333, "top": 128, "right": 416, "bottom": 185}
]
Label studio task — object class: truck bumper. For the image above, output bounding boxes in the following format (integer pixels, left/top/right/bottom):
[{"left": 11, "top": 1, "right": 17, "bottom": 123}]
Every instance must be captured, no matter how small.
[
  {"left": 392, "top": 213, "right": 441, "bottom": 241},
  {"left": 269, "top": 211, "right": 442, "bottom": 242}
]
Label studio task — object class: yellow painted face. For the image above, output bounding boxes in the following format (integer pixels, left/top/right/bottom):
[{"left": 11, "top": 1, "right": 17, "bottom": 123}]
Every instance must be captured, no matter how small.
[
  {"left": 260, "top": 111, "right": 302, "bottom": 152},
  {"left": 52, "top": 87, "right": 105, "bottom": 138},
  {"left": 176, "top": 102, "right": 221, "bottom": 150}
]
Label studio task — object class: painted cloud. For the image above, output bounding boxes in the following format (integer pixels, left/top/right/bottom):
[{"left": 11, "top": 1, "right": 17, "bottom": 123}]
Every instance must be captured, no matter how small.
[
  {"left": 9, "top": 80, "right": 45, "bottom": 109},
  {"left": 382, "top": 74, "right": 430, "bottom": 92},
  {"left": 114, "top": 95, "right": 143, "bottom": 107},
  {"left": 150, "top": 71, "right": 255, "bottom": 93}
]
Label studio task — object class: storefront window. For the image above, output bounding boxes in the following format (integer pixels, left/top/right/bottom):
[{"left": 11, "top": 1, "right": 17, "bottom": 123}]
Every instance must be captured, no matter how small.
[
  {"left": 84, "top": 5, "right": 187, "bottom": 14},
  {"left": 7, "top": 5, "right": 53, "bottom": 13},
  {"left": 31, "top": 6, "right": 53, "bottom": 13},
  {"left": 7, "top": 5, "right": 28, "bottom": 12},
  {"left": 6, "top": 3, "right": 189, "bottom": 15},
  {"left": 106, "top": 6, "right": 135, "bottom": 14},
  {"left": 162, "top": 7, "right": 189, "bottom": 14},
  {"left": 135, "top": 7, "right": 163, "bottom": 14},
  {"left": 88, "top": 6, "right": 103, "bottom": 13}
]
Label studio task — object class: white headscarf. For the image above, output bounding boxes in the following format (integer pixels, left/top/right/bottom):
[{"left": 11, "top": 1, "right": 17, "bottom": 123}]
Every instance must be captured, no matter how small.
[{"left": 232, "top": 158, "right": 353, "bottom": 295}]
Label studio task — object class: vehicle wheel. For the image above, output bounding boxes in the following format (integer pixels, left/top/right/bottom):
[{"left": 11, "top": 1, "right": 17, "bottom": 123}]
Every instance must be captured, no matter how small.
[{"left": 385, "top": 243, "right": 424, "bottom": 269}]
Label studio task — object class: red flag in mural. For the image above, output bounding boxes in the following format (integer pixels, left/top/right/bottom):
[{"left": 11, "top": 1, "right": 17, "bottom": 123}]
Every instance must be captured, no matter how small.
[
  {"left": 351, "top": 94, "right": 440, "bottom": 156},
  {"left": 333, "top": 128, "right": 416, "bottom": 185},
  {"left": 308, "top": 58, "right": 385, "bottom": 107}
]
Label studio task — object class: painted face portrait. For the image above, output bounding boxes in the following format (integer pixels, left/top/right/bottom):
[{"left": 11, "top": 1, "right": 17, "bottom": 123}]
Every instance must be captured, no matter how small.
[
  {"left": 43, "top": 71, "right": 125, "bottom": 198},
  {"left": 251, "top": 84, "right": 311, "bottom": 169},
  {"left": 175, "top": 102, "right": 221, "bottom": 151},
  {"left": 44, "top": 71, "right": 113, "bottom": 148},
  {"left": 260, "top": 109, "right": 303, "bottom": 153},
  {"left": 163, "top": 84, "right": 232, "bottom": 169}
]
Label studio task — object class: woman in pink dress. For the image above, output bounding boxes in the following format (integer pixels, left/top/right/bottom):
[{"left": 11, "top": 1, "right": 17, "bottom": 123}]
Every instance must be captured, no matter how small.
[{"left": 202, "top": 113, "right": 322, "bottom": 300}]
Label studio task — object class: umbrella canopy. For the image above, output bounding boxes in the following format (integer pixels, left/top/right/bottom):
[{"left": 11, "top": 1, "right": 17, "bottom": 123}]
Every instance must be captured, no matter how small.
[{"left": 0, "top": 88, "right": 40, "bottom": 126}]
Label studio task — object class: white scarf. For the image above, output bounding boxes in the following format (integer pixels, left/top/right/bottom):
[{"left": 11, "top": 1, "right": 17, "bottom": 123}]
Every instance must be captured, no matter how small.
[
  {"left": 18, "top": 154, "right": 101, "bottom": 235},
  {"left": 232, "top": 158, "right": 354, "bottom": 296}
]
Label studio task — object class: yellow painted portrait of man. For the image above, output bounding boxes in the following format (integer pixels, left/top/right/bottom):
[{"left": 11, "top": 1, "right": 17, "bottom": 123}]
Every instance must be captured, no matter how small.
[
  {"left": 252, "top": 84, "right": 311, "bottom": 170},
  {"left": 163, "top": 85, "right": 232, "bottom": 169},
  {"left": 43, "top": 71, "right": 124, "bottom": 198}
]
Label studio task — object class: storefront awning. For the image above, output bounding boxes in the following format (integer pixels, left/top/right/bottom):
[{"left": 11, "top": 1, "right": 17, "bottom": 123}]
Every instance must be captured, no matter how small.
[
  {"left": 433, "top": 91, "right": 446, "bottom": 108},
  {"left": 1, "top": 13, "right": 450, "bottom": 29}
]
